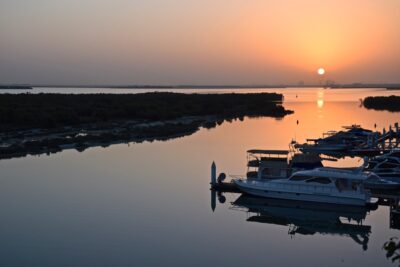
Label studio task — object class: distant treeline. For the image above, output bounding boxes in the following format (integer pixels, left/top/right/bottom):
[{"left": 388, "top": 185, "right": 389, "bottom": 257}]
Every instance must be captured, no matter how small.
[
  {"left": 363, "top": 95, "right": 400, "bottom": 112},
  {"left": 0, "top": 85, "right": 32, "bottom": 90},
  {"left": 0, "top": 92, "right": 292, "bottom": 130}
]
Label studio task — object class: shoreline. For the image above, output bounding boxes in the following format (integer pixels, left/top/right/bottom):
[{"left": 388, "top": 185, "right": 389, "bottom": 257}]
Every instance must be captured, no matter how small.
[
  {"left": 0, "top": 92, "right": 293, "bottom": 160},
  {"left": 1, "top": 84, "right": 400, "bottom": 90},
  {"left": 0, "top": 114, "right": 283, "bottom": 160}
]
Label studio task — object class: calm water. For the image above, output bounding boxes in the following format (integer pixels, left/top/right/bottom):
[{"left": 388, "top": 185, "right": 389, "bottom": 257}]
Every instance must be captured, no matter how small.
[{"left": 1, "top": 88, "right": 400, "bottom": 266}]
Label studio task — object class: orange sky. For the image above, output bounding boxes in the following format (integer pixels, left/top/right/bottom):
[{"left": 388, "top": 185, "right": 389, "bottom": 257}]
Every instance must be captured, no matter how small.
[{"left": 0, "top": 0, "right": 399, "bottom": 85}]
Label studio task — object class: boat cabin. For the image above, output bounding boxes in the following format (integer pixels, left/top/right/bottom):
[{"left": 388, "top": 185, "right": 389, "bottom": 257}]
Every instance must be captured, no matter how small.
[
  {"left": 288, "top": 168, "right": 379, "bottom": 193},
  {"left": 246, "top": 149, "right": 323, "bottom": 180},
  {"left": 247, "top": 149, "right": 289, "bottom": 180}
]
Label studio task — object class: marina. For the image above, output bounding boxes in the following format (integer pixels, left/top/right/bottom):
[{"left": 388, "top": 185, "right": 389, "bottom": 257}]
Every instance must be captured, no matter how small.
[
  {"left": 2, "top": 88, "right": 400, "bottom": 266},
  {"left": 210, "top": 122, "right": 400, "bottom": 242},
  {"left": 2, "top": 0, "right": 400, "bottom": 265}
]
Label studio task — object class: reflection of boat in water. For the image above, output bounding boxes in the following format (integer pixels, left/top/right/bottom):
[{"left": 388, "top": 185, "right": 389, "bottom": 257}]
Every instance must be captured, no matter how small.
[{"left": 232, "top": 194, "right": 371, "bottom": 250}]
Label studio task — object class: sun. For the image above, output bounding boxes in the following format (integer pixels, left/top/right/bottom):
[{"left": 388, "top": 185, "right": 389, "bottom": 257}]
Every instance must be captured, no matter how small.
[{"left": 317, "top": 68, "right": 325, "bottom": 76}]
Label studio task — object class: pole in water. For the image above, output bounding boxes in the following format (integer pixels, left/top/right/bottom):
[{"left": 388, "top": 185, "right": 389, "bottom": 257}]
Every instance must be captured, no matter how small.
[
  {"left": 211, "top": 190, "right": 216, "bottom": 212},
  {"left": 211, "top": 161, "right": 217, "bottom": 185},
  {"left": 382, "top": 128, "right": 386, "bottom": 150}
]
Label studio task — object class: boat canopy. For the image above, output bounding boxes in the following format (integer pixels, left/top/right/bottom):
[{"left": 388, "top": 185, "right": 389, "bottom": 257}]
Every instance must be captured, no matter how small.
[{"left": 247, "top": 149, "right": 289, "bottom": 155}]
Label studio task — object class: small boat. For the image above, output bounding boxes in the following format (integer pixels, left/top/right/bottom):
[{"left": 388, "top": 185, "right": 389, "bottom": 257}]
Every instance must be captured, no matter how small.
[
  {"left": 294, "top": 125, "right": 379, "bottom": 154},
  {"left": 234, "top": 168, "right": 381, "bottom": 206},
  {"left": 295, "top": 140, "right": 351, "bottom": 153}
]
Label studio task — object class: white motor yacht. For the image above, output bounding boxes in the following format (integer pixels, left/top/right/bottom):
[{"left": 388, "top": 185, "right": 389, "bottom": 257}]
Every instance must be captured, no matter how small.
[{"left": 234, "top": 168, "right": 380, "bottom": 206}]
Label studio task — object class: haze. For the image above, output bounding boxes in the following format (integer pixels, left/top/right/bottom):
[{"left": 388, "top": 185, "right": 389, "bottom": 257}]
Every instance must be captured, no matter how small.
[{"left": 1, "top": 0, "right": 399, "bottom": 85}]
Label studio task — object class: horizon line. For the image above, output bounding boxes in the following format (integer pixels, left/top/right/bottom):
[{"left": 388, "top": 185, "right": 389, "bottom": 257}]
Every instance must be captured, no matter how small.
[{"left": 1, "top": 82, "right": 400, "bottom": 89}]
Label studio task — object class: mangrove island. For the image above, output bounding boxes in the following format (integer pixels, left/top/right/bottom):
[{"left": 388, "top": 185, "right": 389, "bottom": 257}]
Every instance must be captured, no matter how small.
[
  {"left": 0, "top": 92, "right": 293, "bottom": 159},
  {"left": 363, "top": 95, "right": 400, "bottom": 112}
]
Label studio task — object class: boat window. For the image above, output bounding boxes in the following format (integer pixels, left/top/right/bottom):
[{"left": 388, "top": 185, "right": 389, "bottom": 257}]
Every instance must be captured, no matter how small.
[
  {"left": 289, "top": 175, "right": 309, "bottom": 181},
  {"left": 335, "top": 179, "right": 348, "bottom": 191},
  {"left": 305, "top": 177, "right": 332, "bottom": 184},
  {"left": 351, "top": 181, "right": 360, "bottom": 191}
]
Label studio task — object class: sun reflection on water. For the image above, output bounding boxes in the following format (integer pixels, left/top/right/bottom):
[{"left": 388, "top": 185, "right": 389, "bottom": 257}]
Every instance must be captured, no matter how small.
[
  {"left": 317, "top": 99, "right": 324, "bottom": 108},
  {"left": 316, "top": 89, "right": 325, "bottom": 119}
]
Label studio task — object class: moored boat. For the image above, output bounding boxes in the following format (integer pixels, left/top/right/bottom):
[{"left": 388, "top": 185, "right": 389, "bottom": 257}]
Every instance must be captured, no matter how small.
[
  {"left": 294, "top": 125, "right": 379, "bottom": 154},
  {"left": 234, "top": 168, "right": 380, "bottom": 206}
]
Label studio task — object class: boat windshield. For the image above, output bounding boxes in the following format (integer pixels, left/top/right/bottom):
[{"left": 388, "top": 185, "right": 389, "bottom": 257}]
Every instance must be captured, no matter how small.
[
  {"left": 289, "top": 175, "right": 310, "bottom": 181},
  {"left": 305, "top": 177, "right": 332, "bottom": 184},
  {"left": 335, "top": 178, "right": 362, "bottom": 192}
]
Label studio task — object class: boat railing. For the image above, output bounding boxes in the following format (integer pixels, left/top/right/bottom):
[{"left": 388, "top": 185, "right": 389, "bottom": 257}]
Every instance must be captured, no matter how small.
[
  {"left": 266, "top": 181, "right": 366, "bottom": 196},
  {"left": 229, "top": 175, "right": 246, "bottom": 180}
]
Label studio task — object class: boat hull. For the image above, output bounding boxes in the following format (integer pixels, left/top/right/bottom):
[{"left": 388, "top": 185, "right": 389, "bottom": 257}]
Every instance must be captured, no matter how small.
[{"left": 234, "top": 180, "right": 368, "bottom": 206}]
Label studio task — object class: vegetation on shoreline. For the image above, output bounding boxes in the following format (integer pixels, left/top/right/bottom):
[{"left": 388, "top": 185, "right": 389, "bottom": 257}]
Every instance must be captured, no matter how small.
[
  {"left": 363, "top": 95, "right": 400, "bottom": 112},
  {"left": 0, "top": 92, "right": 291, "bottom": 131},
  {"left": 0, "top": 85, "right": 32, "bottom": 90},
  {"left": 0, "top": 120, "right": 204, "bottom": 159},
  {"left": 0, "top": 92, "right": 292, "bottom": 160}
]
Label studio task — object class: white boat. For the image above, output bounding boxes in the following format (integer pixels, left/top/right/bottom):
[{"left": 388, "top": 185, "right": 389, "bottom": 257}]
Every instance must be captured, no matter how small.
[{"left": 234, "top": 168, "right": 378, "bottom": 206}]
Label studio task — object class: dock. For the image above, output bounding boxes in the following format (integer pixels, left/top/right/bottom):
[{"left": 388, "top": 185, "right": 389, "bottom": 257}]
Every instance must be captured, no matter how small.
[
  {"left": 210, "top": 161, "right": 241, "bottom": 193},
  {"left": 374, "top": 123, "right": 400, "bottom": 150},
  {"left": 210, "top": 181, "right": 241, "bottom": 193}
]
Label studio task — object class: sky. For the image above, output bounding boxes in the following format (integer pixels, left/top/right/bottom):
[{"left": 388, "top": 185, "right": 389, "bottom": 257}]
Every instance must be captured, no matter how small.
[{"left": 0, "top": 0, "right": 399, "bottom": 85}]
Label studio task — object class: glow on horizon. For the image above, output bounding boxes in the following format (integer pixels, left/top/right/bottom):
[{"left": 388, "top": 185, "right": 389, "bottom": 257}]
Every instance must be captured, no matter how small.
[{"left": 0, "top": 0, "right": 399, "bottom": 85}]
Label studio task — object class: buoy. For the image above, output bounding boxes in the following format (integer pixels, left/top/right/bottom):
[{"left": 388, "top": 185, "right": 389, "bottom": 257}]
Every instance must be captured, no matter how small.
[
  {"left": 218, "top": 192, "right": 226, "bottom": 204},
  {"left": 217, "top": 173, "right": 226, "bottom": 184}
]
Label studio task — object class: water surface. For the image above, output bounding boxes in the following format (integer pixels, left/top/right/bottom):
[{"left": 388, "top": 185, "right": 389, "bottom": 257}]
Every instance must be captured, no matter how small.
[{"left": 1, "top": 88, "right": 400, "bottom": 266}]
